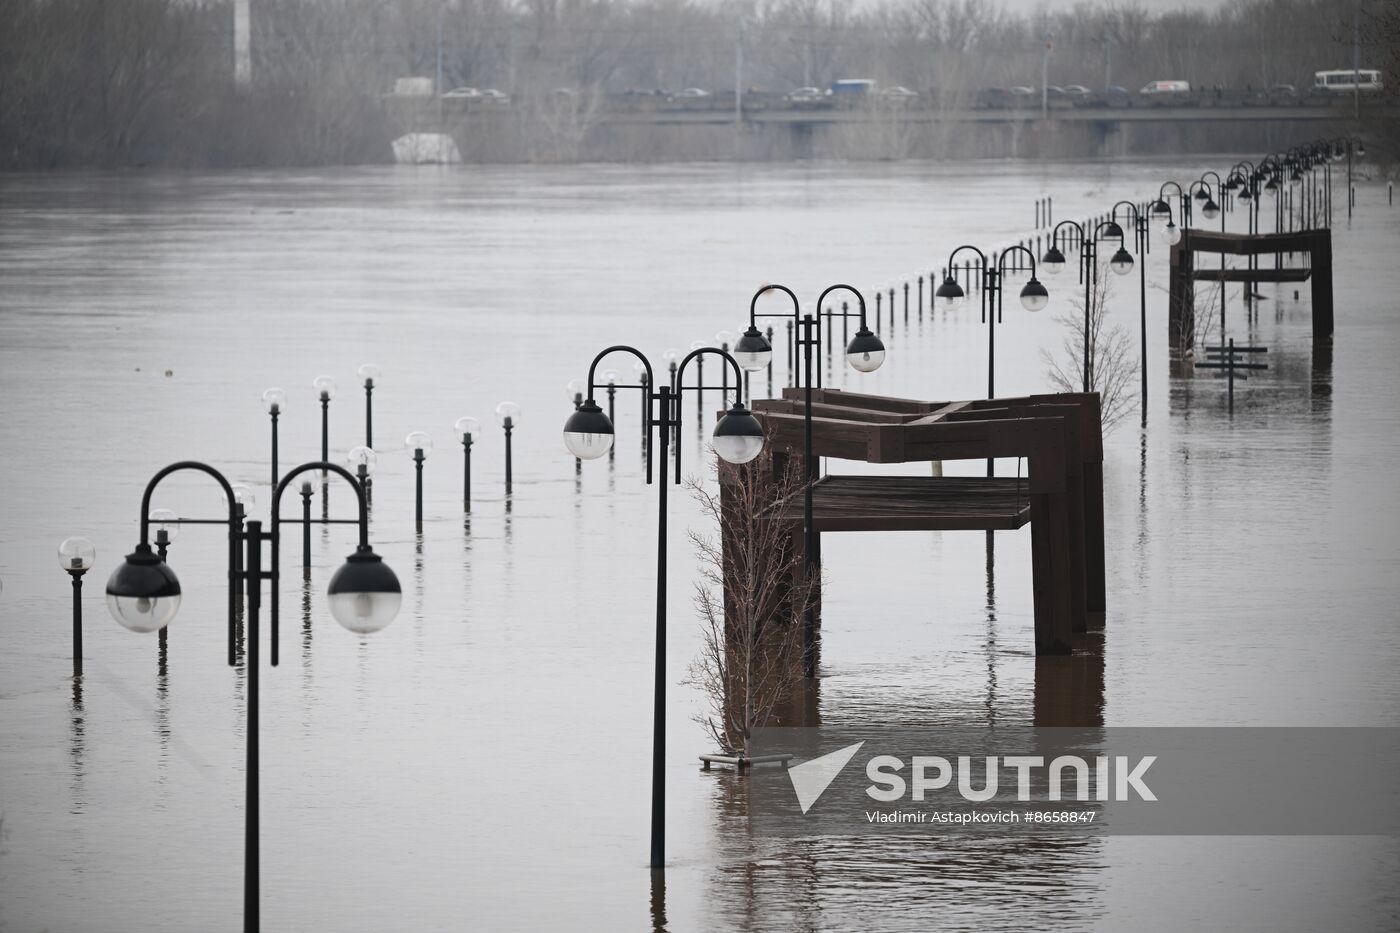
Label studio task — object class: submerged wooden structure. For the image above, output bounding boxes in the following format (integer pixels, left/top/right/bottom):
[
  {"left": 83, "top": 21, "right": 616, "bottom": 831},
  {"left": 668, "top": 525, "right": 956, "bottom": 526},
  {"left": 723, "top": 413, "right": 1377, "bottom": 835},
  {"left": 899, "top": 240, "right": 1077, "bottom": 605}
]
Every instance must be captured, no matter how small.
[
  {"left": 1169, "top": 227, "right": 1333, "bottom": 367},
  {"left": 720, "top": 389, "right": 1106, "bottom": 656}
]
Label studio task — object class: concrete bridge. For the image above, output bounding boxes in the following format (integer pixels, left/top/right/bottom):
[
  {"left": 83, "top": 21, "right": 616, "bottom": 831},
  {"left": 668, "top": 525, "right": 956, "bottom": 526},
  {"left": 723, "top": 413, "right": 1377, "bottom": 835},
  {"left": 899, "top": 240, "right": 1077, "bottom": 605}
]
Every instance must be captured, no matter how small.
[{"left": 597, "top": 104, "right": 1374, "bottom": 127}]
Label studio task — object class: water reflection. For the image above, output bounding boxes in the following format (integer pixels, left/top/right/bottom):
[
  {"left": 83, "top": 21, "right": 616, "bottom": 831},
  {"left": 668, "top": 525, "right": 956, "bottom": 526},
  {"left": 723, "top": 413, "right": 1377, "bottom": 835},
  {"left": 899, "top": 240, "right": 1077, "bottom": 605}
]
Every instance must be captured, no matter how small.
[
  {"left": 649, "top": 868, "right": 668, "bottom": 933},
  {"left": 68, "top": 675, "right": 86, "bottom": 813},
  {"left": 3, "top": 163, "right": 1395, "bottom": 931},
  {"left": 984, "top": 532, "right": 1000, "bottom": 727}
]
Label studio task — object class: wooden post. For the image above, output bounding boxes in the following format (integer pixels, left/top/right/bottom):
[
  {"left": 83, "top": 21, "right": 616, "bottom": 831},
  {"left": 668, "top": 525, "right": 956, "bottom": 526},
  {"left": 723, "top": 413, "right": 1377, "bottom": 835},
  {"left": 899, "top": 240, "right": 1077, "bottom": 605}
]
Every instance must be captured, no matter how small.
[
  {"left": 1309, "top": 228, "right": 1334, "bottom": 339},
  {"left": 1168, "top": 237, "right": 1195, "bottom": 374}
]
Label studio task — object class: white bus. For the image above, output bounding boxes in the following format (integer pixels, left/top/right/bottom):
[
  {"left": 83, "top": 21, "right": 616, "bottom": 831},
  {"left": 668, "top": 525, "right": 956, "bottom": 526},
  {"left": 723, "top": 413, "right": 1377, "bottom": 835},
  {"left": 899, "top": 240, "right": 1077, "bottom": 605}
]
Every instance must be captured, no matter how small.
[{"left": 1313, "top": 70, "right": 1383, "bottom": 92}]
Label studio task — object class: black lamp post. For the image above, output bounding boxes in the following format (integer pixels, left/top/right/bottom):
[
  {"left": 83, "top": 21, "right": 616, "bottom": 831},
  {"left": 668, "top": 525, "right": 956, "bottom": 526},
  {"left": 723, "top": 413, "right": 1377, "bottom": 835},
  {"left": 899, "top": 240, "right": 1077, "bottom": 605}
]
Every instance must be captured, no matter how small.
[
  {"left": 59, "top": 536, "right": 96, "bottom": 676},
  {"left": 1110, "top": 200, "right": 1150, "bottom": 422},
  {"left": 633, "top": 361, "right": 653, "bottom": 463},
  {"left": 936, "top": 247, "right": 1047, "bottom": 475},
  {"left": 1042, "top": 220, "right": 1130, "bottom": 393},
  {"left": 261, "top": 388, "right": 285, "bottom": 489},
  {"left": 568, "top": 378, "right": 587, "bottom": 470},
  {"left": 104, "top": 460, "right": 400, "bottom": 933},
  {"left": 453, "top": 417, "right": 480, "bottom": 511},
  {"left": 602, "top": 371, "right": 619, "bottom": 459},
  {"left": 733, "top": 283, "right": 884, "bottom": 673},
  {"left": 1336, "top": 135, "right": 1364, "bottom": 220},
  {"left": 406, "top": 431, "right": 432, "bottom": 531},
  {"left": 357, "top": 363, "right": 380, "bottom": 449},
  {"left": 1150, "top": 181, "right": 1189, "bottom": 245},
  {"left": 297, "top": 480, "right": 314, "bottom": 576},
  {"left": 935, "top": 245, "right": 1049, "bottom": 399},
  {"left": 348, "top": 444, "right": 376, "bottom": 507},
  {"left": 562, "top": 345, "right": 764, "bottom": 872},
  {"left": 496, "top": 402, "right": 519, "bottom": 494},
  {"left": 149, "top": 508, "right": 179, "bottom": 652},
  {"left": 313, "top": 375, "right": 336, "bottom": 506}
]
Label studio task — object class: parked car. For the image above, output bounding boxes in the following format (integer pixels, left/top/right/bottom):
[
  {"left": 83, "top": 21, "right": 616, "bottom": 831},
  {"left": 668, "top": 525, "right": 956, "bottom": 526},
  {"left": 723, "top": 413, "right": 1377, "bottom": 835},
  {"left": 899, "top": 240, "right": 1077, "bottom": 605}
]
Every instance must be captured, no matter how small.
[
  {"left": 673, "top": 88, "right": 710, "bottom": 98},
  {"left": 479, "top": 88, "right": 510, "bottom": 103},
  {"left": 1140, "top": 80, "right": 1191, "bottom": 94},
  {"left": 1044, "top": 85, "right": 1066, "bottom": 97},
  {"left": 1270, "top": 83, "right": 1298, "bottom": 96},
  {"left": 879, "top": 85, "right": 918, "bottom": 99},
  {"left": 441, "top": 86, "right": 480, "bottom": 98},
  {"left": 785, "top": 86, "right": 824, "bottom": 102},
  {"left": 1064, "top": 84, "right": 1093, "bottom": 97}
]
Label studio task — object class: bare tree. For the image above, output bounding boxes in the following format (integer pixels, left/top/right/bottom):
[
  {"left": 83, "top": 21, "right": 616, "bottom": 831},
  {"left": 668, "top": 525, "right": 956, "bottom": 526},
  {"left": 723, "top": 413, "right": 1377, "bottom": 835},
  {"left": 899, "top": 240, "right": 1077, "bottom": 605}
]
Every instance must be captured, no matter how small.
[
  {"left": 1041, "top": 258, "right": 1139, "bottom": 431},
  {"left": 685, "top": 454, "right": 818, "bottom": 758}
]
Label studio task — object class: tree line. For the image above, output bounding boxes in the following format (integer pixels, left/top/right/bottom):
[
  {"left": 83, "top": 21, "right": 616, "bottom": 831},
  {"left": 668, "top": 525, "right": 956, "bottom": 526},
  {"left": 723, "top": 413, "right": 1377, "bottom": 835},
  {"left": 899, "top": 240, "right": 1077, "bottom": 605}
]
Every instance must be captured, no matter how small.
[{"left": 0, "top": 0, "right": 1392, "bottom": 169}]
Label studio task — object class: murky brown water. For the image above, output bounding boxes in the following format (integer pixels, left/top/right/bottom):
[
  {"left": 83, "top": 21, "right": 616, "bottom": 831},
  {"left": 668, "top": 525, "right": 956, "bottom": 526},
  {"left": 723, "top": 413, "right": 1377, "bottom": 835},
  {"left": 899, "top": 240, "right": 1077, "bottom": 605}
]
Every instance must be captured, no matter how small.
[{"left": 1, "top": 160, "right": 1398, "bottom": 931}]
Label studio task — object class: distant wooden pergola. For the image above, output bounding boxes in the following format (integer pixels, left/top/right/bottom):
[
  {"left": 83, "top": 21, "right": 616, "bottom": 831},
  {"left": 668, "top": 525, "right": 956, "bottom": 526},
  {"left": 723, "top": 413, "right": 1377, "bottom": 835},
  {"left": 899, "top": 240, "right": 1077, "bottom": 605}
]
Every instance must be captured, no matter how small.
[
  {"left": 1168, "top": 227, "right": 1333, "bottom": 367},
  {"left": 721, "top": 389, "right": 1105, "bottom": 657}
]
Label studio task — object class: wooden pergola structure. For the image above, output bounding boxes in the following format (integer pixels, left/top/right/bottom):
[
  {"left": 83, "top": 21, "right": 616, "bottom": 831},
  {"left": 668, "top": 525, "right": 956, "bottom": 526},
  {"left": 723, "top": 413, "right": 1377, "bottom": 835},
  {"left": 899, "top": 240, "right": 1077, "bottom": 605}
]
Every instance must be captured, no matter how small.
[
  {"left": 1168, "top": 227, "right": 1333, "bottom": 367},
  {"left": 721, "top": 388, "right": 1105, "bottom": 656}
]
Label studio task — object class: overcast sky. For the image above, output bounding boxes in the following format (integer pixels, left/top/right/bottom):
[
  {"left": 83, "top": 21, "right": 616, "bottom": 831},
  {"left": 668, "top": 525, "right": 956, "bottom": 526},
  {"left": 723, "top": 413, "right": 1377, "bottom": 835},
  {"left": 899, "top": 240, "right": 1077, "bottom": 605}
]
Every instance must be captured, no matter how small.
[{"left": 987, "top": 0, "right": 1233, "bottom": 12}]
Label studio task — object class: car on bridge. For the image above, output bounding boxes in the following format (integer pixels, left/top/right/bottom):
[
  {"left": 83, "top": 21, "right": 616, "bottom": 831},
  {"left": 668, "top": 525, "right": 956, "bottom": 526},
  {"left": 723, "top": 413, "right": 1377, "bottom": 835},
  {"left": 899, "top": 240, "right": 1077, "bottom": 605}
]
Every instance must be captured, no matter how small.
[
  {"left": 672, "top": 88, "right": 710, "bottom": 99},
  {"left": 480, "top": 88, "right": 510, "bottom": 104},
  {"left": 442, "top": 87, "right": 481, "bottom": 99},
  {"left": 879, "top": 86, "right": 918, "bottom": 100},
  {"left": 785, "top": 87, "right": 823, "bottom": 102}
]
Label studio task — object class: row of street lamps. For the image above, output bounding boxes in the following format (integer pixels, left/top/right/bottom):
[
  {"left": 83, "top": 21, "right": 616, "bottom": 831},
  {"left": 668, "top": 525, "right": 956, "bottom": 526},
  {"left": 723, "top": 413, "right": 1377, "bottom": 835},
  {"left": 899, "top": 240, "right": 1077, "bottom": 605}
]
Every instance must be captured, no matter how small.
[{"left": 68, "top": 134, "right": 1363, "bottom": 923}]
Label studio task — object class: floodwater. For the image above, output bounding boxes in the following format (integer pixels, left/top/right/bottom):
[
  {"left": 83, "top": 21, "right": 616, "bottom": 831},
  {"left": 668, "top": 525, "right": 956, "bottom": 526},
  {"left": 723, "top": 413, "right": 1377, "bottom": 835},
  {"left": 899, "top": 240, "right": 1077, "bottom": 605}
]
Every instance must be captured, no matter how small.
[{"left": 1, "top": 160, "right": 1398, "bottom": 932}]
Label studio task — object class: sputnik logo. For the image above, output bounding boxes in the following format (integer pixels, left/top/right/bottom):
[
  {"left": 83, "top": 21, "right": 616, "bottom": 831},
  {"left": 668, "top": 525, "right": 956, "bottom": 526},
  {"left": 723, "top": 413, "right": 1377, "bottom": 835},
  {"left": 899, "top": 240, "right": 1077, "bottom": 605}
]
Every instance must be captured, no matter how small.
[{"left": 788, "top": 742, "right": 865, "bottom": 814}]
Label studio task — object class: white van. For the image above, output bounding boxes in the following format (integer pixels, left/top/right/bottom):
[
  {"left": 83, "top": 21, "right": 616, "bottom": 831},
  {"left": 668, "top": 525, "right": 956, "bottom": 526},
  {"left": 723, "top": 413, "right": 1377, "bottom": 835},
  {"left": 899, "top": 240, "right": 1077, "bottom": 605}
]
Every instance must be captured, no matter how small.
[{"left": 1140, "top": 80, "right": 1190, "bottom": 94}]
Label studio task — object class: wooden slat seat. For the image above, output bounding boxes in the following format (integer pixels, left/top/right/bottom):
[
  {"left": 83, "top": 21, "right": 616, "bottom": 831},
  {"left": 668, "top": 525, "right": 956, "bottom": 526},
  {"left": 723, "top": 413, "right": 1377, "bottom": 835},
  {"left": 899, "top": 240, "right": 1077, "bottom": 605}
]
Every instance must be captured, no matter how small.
[{"left": 777, "top": 475, "right": 1032, "bottom": 532}]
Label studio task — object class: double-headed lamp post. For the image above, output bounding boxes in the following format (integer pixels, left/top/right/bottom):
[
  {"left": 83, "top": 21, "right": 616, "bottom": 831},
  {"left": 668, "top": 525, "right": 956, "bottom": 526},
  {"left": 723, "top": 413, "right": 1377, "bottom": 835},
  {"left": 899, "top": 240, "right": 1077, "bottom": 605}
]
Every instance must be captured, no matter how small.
[
  {"left": 1151, "top": 180, "right": 1191, "bottom": 234},
  {"left": 562, "top": 345, "right": 764, "bottom": 872},
  {"left": 936, "top": 247, "right": 1047, "bottom": 475},
  {"left": 104, "top": 460, "right": 400, "bottom": 933},
  {"left": 935, "top": 245, "right": 1049, "bottom": 396},
  {"left": 732, "top": 283, "right": 885, "bottom": 673},
  {"left": 1041, "top": 219, "right": 1132, "bottom": 393}
]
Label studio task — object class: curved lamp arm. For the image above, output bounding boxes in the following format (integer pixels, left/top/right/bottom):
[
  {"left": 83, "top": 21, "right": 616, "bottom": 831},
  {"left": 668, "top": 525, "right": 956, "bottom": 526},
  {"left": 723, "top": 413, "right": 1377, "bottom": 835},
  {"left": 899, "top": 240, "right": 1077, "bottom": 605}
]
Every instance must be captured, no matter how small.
[
  {"left": 1049, "top": 219, "right": 1085, "bottom": 250},
  {"left": 1092, "top": 219, "right": 1126, "bottom": 248},
  {"left": 748, "top": 283, "right": 800, "bottom": 327},
  {"left": 136, "top": 461, "right": 239, "bottom": 664},
  {"left": 585, "top": 344, "right": 653, "bottom": 401},
  {"left": 273, "top": 461, "right": 369, "bottom": 548},
  {"left": 270, "top": 460, "right": 374, "bottom": 665},
  {"left": 816, "top": 283, "right": 871, "bottom": 330},
  {"left": 942, "top": 244, "right": 988, "bottom": 282},
  {"left": 676, "top": 346, "right": 744, "bottom": 403},
  {"left": 1158, "top": 180, "right": 1186, "bottom": 200},
  {"left": 673, "top": 346, "right": 748, "bottom": 484},
  {"left": 997, "top": 243, "right": 1038, "bottom": 277},
  {"left": 139, "top": 460, "right": 237, "bottom": 545},
  {"left": 584, "top": 345, "right": 655, "bottom": 484},
  {"left": 1110, "top": 200, "right": 1142, "bottom": 225}
]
